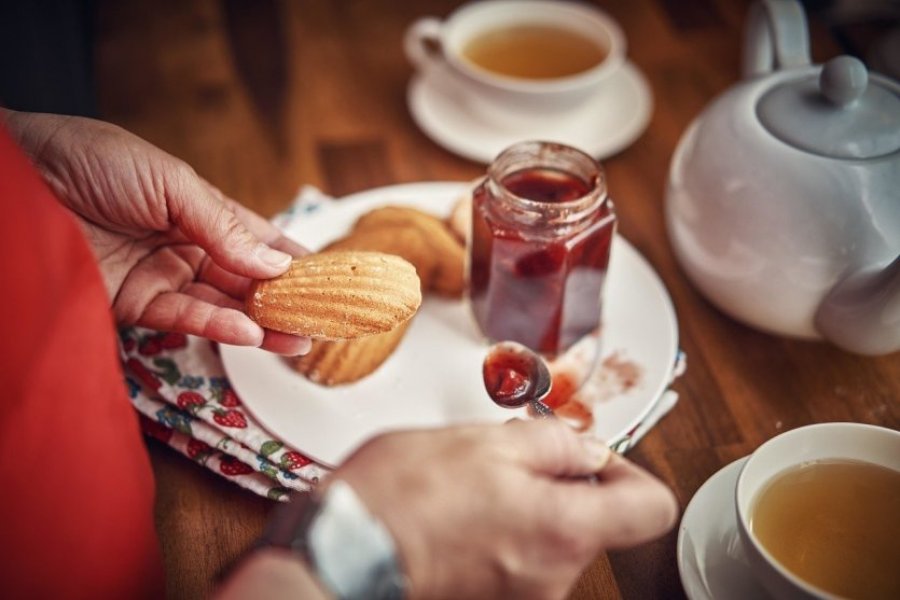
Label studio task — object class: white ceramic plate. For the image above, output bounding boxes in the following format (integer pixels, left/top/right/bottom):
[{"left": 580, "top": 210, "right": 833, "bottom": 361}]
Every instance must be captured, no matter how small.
[
  {"left": 221, "top": 182, "right": 679, "bottom": 467},
  {"left": 677, "top": 457, "right": 772, "bottom": 600},
  {"left": 407, "top": 61, "right": 653, "bottom": 164}
]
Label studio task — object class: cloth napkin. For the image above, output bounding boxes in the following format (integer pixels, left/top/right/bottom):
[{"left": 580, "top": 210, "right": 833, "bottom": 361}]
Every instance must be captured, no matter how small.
[{"left": 121, "top": 186, "right": 685, "bottom": 500}]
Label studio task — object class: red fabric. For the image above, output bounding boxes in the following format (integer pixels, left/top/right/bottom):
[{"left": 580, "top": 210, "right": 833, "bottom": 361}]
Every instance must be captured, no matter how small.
[{"left": 0, "top": 124, "right": 164, "bottom": 598}]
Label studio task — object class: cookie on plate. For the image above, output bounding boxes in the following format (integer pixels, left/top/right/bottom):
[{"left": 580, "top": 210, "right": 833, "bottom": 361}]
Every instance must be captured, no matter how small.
[
  {"left": 289, "top": 320, "right": 411, "bottom": 386},
  {"left": 350, "top": 205, "right": 465, "bottom": 297}
]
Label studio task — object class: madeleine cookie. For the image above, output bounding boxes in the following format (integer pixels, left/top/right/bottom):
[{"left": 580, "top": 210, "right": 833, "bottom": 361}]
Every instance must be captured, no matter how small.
[
  {"left": 247, "top": 251, "right": 421, "bottom": 340},
  {"left": 352, "top": 206, "right": 465, "bottom": 297},
  {"left": 323, "top": 225, "right": 438, "bottom": 291},
  {"left": 289, "top": 320, "right": 411, "bottom": 386}
]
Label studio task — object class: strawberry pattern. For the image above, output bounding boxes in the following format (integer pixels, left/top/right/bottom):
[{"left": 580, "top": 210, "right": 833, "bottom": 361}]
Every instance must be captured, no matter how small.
[
  {"left": 213, "top": 409, "right": 247, "bottom": 429},
  {"left": 219, "top": 456, "right": 254, "bottom": 476},
  {"left": 140, "top": 415, "right": 174, "bottom": 443},
  {"left": 218, "top": 389, "right": 241, "bottom": 408},
  {"left": 120, "top": 326, "right": 326, "bottom": 500},
  {"left": 126, "top": 358, "right": 162, "bottom": 392},
  {"left": 281, "top": 451, "right": 312, "bottom": 470},
  {"left": 176, "top": 391, "right": 206, "bottom": 412},
  {"left": 187, "top": 438, "right": 213, "bottom": 461},
  {"left": 159, "top": 332, "right": 188, "bottom": 350}
]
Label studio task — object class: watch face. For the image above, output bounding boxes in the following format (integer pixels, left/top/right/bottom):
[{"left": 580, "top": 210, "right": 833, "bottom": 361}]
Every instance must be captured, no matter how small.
[
  {"left": 257, "top": 483, "right": 406, "bottom": 599},
  {"left": 305, "top": 481, "right": 407, "bottom": 600}
]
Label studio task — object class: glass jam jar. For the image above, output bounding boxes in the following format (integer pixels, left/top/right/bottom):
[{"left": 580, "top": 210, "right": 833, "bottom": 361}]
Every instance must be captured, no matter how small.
[{"left": 468, "top": 141, "right": 616, "bottom": 357}]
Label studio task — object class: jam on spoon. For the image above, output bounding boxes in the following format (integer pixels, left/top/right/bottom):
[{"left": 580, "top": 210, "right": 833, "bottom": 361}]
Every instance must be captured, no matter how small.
[{"left": 482, "top": 341, "right": 554, "bottom": 417}]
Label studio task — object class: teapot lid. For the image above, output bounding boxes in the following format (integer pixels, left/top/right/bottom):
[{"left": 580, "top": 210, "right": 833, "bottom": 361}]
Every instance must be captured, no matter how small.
[{"left": 757, "top": 56, "right": 900, "bottom": 160}]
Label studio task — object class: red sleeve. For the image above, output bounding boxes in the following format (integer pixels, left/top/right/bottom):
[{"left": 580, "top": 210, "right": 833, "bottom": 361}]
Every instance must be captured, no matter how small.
[{"left": 0, "top": 123, "right": 164, "bottom": 598}]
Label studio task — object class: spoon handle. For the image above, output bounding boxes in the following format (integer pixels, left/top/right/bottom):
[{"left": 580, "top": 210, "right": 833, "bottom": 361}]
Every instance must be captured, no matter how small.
[
  {"left": 531, "top": 402, "right": 601, "bottom": 484},
  {"left": 531, "top": 399, "right": 555, "bottom": 418}
]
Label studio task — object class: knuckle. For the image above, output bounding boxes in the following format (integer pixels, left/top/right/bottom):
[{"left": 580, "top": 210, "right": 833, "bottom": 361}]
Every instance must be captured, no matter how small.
[
  {"left": 493, "top": 544, "right": 530, "bottom": 587},
  {"left": 164, "top": 160, "right": 195, "bottom": 197},
  {"left": 170, "top": 159, "right": 198, "bottom": 183},
  {"left": 542, "top": 420, "right": 581, "bottom": 465},
  {"left": 217, "top": 211, "right": 255, "bottom": 248}
]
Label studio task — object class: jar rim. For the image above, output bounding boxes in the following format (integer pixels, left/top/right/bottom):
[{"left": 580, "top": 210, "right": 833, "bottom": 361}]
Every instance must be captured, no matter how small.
[{"left": 487, "top": 140, "right": 607, "bottom": 213}]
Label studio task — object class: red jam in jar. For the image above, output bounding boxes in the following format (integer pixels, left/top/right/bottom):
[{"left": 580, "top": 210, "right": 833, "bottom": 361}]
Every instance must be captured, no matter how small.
[{"left": 468, "top": 141, "right": 615, "bottom": 356}]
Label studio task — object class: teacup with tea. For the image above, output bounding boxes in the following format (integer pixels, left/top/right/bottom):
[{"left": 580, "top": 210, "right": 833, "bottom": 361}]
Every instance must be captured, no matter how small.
[
  {"left": 404, "top": 0, "right": 626, "bottom": 128},
  {"left": 735, "top": 423, "right": 900, "bottom": 599}
]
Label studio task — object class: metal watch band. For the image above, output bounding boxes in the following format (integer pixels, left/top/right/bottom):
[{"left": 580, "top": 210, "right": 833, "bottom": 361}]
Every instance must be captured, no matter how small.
[{"left": 259, "top": 480, "right": 407, "bottom": 600}]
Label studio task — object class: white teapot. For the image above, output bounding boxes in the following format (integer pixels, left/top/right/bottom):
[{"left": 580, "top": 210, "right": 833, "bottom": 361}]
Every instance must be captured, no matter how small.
[{"left": 665, "top": 0, "right": 900, "bottom": 355}]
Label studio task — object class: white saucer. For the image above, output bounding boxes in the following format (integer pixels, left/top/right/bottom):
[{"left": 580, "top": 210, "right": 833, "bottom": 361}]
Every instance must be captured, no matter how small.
[
  {"left": 407, "top": 61, "right": 653, "bottom": 164},
  {"left": 677, "top": 457, "right": 772, "bottom": 600}
]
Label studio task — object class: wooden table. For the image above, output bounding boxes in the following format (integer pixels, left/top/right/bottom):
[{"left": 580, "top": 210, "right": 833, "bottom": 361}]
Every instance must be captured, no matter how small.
[{"left": 94, "top": 1, "right": 899, "bottom": 597}]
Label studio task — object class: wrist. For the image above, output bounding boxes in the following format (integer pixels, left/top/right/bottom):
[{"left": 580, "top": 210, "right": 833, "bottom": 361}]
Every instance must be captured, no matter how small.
[
  {"left": 257, "top": 480, "right": 408, "bottom": 600},
  {"left": 217, "top": 549, "right": 333, "bottom": 600}
]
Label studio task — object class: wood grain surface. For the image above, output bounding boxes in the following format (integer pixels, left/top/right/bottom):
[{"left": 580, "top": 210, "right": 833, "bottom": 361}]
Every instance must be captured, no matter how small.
[{"left": 93, "top": 1, "right": 899, "bottom": 598}]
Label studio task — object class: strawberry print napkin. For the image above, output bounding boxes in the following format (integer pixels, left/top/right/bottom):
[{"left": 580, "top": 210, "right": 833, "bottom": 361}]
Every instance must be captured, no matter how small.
[
  {"left": 122, "top": 328, "right": 329, "bottom": 500},
  {"left": 121, "top": 185, "right": 685, "bottom": 500}
]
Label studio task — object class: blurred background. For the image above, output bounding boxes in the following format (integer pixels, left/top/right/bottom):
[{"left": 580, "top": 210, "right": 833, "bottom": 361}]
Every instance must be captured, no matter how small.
[{"left": 2, "top": 0, "right": 897, "bottom": 218}]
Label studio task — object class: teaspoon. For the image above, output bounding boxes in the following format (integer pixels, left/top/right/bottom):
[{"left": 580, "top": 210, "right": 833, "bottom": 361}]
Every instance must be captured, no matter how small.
[{"left": 482, "top": 341, "right": 555, "bottom": 417}]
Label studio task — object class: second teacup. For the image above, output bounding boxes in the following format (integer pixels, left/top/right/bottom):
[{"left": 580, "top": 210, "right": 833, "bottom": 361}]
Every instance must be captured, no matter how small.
[
  {"left": 404, "top": 0, "right": 626, "bottom": 128},
  {"left": 735, "top": 423, "right": 900, "bottom": 600}
]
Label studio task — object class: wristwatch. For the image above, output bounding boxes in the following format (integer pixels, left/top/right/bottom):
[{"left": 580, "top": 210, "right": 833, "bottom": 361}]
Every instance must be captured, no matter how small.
[{"left": 257, "top": 480, "right": 407, "bottom": 600}]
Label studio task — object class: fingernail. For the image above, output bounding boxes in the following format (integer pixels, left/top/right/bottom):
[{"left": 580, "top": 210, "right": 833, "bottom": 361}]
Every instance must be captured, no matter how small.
[
  {"left": 284, "top": 337, "right": 313, "bottom": 357},
  {"left": 256, "top": 244, "right": 292, "bottom": 269},
  {"left": 582, "top": 438, "right": 612, "bottom": 471}
]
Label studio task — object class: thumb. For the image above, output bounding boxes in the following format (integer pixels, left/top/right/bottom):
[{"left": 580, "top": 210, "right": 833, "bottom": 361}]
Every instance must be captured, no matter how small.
[
  {"left": 504, "top": 419, "right": 611, "bottom": 477},
  {"left": 168, "top": 167, "right": 292, "bottom": 278}
]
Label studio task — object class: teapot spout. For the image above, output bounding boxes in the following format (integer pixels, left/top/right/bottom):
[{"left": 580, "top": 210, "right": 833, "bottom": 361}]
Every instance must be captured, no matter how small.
[{"left": 815, "top": 255, "right": 900, "bottom": 355}]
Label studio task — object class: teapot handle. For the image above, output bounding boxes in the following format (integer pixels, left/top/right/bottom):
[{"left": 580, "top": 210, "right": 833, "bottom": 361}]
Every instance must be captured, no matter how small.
[{"left": 742, "top": 0, "right": 811, "bottom": 78}]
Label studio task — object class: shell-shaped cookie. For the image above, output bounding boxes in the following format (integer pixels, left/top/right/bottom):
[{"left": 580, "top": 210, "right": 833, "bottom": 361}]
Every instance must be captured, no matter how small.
[
  {"left": 289, "top": 320, "right": 411, "bottom": 386},
  {"left": 247, "top": 251, "right": 421, "bottom": 339},
  {"left": 323, "top": 224, "right": 438, "bottom": 292},
  {"left": 352, "top": 206, "right": 465, "bottom": 297}
]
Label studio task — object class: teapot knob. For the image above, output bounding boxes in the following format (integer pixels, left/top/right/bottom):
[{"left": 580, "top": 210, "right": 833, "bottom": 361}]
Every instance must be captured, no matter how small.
[{"left": 820, "top": 56, "right": 868, "bottom": 107}]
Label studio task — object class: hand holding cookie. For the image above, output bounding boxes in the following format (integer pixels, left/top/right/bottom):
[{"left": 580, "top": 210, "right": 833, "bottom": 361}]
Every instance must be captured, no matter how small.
[{"left": 2, "top": 109, "right": 310, "bottom": 356}]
